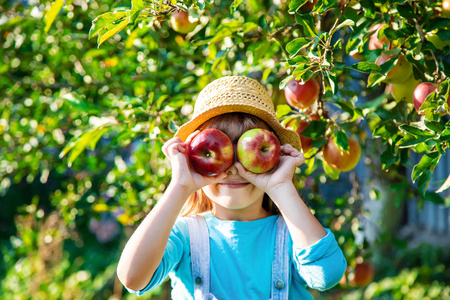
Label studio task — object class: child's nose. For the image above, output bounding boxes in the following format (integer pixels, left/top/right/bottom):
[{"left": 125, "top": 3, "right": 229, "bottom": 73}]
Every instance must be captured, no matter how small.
[{"left": 226, "top": 163, "right": 238, "bottom": 175}]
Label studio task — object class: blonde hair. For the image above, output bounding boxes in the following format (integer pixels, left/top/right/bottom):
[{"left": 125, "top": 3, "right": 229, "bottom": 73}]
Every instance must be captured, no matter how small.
[{"left": 179, "top": 113, "right": 280, "bottom": 217}]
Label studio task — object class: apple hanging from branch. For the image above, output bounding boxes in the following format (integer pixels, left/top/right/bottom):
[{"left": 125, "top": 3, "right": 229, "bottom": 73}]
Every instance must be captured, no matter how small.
[
  {"left": 323, "top": 136, "right": 361, "bottom": 172},
  {"left": 170, "top": 9, "right": 198, "bottom": 34},
  {"left": 413, "top": 82, "right": 438, "bottom": 113},
  {"left": 284, "top": 77, "right": 320, "bottom": 110}
]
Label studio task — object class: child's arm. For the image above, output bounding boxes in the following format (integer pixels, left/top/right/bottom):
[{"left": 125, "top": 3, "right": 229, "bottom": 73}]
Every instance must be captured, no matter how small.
[
  {"left": 236, "top": 144, "right": 326, "bottom": 248},
  {"left": 117, "top": 135, "right": 226, "bottom": 291}
]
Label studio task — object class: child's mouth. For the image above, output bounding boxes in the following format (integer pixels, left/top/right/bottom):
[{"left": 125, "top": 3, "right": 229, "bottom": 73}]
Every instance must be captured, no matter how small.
[{"left": 220, "top": 182, "right": 250, "bottom": 188}]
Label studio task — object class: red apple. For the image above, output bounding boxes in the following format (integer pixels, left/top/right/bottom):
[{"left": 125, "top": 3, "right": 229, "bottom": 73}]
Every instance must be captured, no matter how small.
[
  {"left": 298, "top": 0, "right": 318, "bottom": 13},
  {"left": 413, "top": 82, "right": 437, "bottom": 113},
  {"left": 323, "top": 136, "right": 361, "bottom": 172},
  {"left": 237, "top": 128, "right": 281, "bottom": 173},
  {"left": 284, "top": 77, "right": 320, "bottom": 110},
  {"left": 349, "top": 262, "right": 375, "bottom": 287},
  {"left": 169, "top": 9, "right": 198, "bottom": 34},
  {"left": 186, "top": 128, "right": 234, "bottom": 176},
  {"left": 368, "top": 23, "right": 389, "bottom": 50},
  {"left": 376, "top": 53, "right": 413, "bottom": 84},
  {"left": 296, "top": 120, "right": 313, "bottom": 153}
]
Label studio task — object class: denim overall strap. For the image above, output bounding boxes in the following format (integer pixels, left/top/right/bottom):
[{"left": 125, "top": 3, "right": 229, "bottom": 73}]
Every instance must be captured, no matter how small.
[
  {"left": 271, "top": 216, "right": 289, "bottom": 300},
  {"left": 186, "top": 215, "right": 211, "bottom": 300}
]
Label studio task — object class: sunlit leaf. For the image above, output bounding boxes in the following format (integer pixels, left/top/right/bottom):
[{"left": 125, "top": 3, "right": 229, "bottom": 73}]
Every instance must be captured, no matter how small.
[{"left": 44, "top": 0, "right": 64, "bottom": 32}]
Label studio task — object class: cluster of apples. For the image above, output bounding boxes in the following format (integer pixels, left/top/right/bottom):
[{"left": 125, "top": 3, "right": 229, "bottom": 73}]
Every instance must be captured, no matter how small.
[
  {"left": 368, "top": 20, "right": 449, "bottom": 114},
  {"left": 284, "top": 77, "right": 361, "bottom": 172},
  {"left": 186, "top": 128, "right": 281, "bottom": 176}
]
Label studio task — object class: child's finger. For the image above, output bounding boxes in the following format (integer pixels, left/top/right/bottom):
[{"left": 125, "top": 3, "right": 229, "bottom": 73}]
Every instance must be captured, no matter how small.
[
  {"left": 185, "top": 130, "right": 200, "bottom": 145},
  {"left": 162, "top": 137, "right": 183, "bottom": 157}
]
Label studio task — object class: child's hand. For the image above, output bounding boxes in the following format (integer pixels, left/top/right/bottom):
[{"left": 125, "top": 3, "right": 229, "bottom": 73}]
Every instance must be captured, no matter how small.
[
  {"left": 162, "top": 132, "right": 227, "bottom": 194},
  {"left": 235, "top": 144, "right": 305, "bottom": 195}
]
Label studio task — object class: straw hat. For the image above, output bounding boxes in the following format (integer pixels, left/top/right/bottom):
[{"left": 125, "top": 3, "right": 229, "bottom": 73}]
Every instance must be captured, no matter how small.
[{"left": 175, "top": 76, "right": 301, "bottom": 151}]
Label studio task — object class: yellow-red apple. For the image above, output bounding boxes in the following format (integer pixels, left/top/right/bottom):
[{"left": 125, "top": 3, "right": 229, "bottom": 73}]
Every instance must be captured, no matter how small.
[
  {"left": 376, "top": 53, "right": 413, "bottom": 84},
  {"left": 237, "top": 128, "right": 281, "bottom": 173},
  {"left": 323, "top": 136, "right": 361, "bottom": 172},
  {"left": 170, "top": 9, "right": 198, "bottom": 34},
  {"left": 369, "top": 23, "right": 389, "bottom": 50},
  {"left": 390, "top": 75, "right": 420, "bottom": 103},
  {"left": 284, "top": 77, "right": 320, "bottom": 110}
]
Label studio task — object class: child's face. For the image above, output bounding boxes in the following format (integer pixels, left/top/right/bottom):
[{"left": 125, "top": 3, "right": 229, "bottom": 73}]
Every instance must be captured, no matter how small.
[
  {"left": 197, "top": 113, "right": 275, "bottom": 220},
  {"left": 202, "top": 165, "right": 266, "bottom": 218}
]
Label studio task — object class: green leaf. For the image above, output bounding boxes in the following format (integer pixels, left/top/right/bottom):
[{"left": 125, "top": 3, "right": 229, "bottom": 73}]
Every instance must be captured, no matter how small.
[
  {"left": 231, "top": 0, "right": 246, "bottom": 12},
  {"left": 280, "top": 75, "right": 294, "bottom": 90},
  {"left": 276, "top": 105, "right": 292, "bottom": 119},
  {"left": 62, "top": 93, "right": 101, "bottom": 113},
  {"left": 89, "top": 11, "right": 128, "bottom": 39},
  {"left": 286, "top": 38, "right": 312, "bottom": 56},
  {"left": 417, "top": 170, "right": 433, "bottom": 197},
  {"left": 399, "top": 124, "right": 434, "bottom": 137},
  {"left": 336, "top": 131, "right": 349, "bottom": 151},
  {"left": 323, "top": 161, "right": 340, "bottom": 180},
  {"left": 380, "top": 146, "right": 398, "bottom": 169},
  {"left": 130, "top": 0, "right": 145, "bottom": 24},
  {"left": 44, "top": 0, "right": 64, "bottom": 32},
  {"left": 398, "top": 136, "right": 432, "bottom": 148},
  {"left": 325, "top": 72, "right": 338, "bottom": 94},
  {"left": 330, "top": 19, "right": 354, "bottom": 36},
  {"left": 424, "top": 120, "right": 444, "bottom": 133},
  {"left": 289, "top": 0, "right": 309, "bottom": 13},
  {"left": 424, "top": 192, "right": 445, "bottom": 205},
  {"left": 334, "top": 101, "right": 355, "bottom": 118},
  {"left": 437, "top": 30, "right": 450, "bottom": 41},
  {"left": 97, "top": 13, "right": 130, "bottom": 46},
  {"left": 397, "top": 4, "right": 416, "bottom": 19},
  {"left": 384, "top": 28, "right": 405, "bottom": 40},
  {"left": 295, "top": 13, "right": 317, "bottom": 37},
  {"left": 411, "top": 151, "right": 440, "bottom": 183},
  {"left": 293, "top": 64, "right": 313, "bottom": 79},
  {"left": 301, "top": 120, "right": 328, "bottom": 138},
  {"left": 349, "top": 62, "right": 380, "bottom": 73},
  {"left": 436, "top": 174, "right": 450, "bottom": 193}
]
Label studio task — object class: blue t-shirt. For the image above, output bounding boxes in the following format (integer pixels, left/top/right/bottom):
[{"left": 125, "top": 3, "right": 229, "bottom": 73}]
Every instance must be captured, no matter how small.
[{"left": 126, "top": 212, "right": 346, "bottom": 299}]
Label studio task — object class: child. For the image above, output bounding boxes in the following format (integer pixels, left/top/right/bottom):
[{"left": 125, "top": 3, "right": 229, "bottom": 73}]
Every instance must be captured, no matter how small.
[{"left": 117, "top": 76, "right": 347, "bottom": 299}]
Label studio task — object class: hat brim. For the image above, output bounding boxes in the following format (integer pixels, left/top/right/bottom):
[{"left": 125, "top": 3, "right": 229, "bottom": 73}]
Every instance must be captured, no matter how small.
[{"left": 175, "top": 104, "right": 301, "bottom": 151}]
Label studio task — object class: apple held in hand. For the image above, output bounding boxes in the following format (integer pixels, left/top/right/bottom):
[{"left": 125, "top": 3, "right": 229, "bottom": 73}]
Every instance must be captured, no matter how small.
[
  {"left": 323, "top": 136, "right": 361, "bottom": 172},
  {"left": 284, "top": 77, "right": 320, "bottom": 110},
  {"left": 186, "top": 129, "right": 234, "bottom": 176},
  {"left": 237, "top": 128, "right": 281, "bottom": 174}
]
